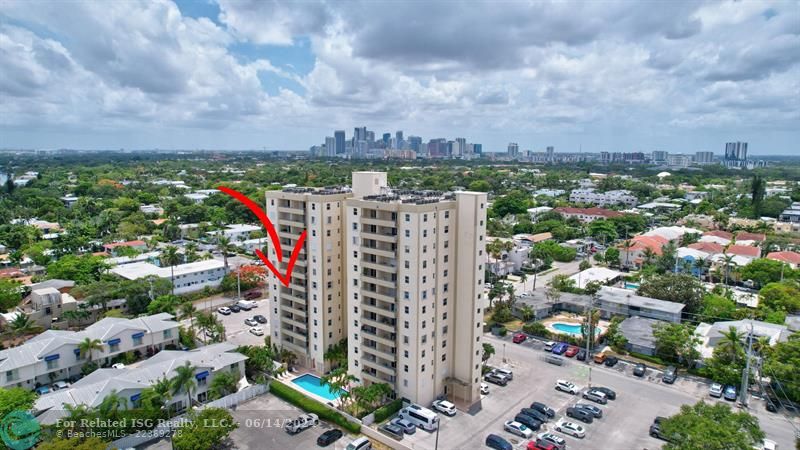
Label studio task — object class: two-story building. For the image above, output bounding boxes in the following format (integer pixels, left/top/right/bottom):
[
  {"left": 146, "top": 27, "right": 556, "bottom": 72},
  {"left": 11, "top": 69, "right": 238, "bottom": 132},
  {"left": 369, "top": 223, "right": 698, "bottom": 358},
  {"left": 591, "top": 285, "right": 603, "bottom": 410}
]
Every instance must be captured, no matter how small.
[{"left": 0, "top": 313, "right": 180, "bottom": 390}]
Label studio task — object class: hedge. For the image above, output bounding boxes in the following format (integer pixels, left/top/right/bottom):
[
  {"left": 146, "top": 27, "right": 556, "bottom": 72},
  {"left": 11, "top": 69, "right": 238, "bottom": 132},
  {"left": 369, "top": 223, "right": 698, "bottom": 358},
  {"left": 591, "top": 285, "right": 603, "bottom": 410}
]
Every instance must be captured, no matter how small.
[
  {"left": 628, "top": 351, "right": 669, "bottom": 367},
  {"left": 269, "top": 381, "right": 361, "bottom": 434},
  {"left": 373, "top": 398, "right": 403, "bottom": 423}
]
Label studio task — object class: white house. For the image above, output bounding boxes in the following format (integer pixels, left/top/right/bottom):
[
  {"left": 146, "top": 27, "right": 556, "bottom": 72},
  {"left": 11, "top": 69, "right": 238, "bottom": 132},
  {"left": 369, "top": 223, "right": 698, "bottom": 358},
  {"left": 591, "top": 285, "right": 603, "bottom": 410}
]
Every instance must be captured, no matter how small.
[
  {"left": 695, "top": 319, "right": 790, "bottom": 359},
  {"left": 569, "top": 189, "right": 638, "bottom": 207},
  {"left": 0, "top": 313, "right": 180, "bottom": 391},
  {"left": 110, "top": 260, "right": 227, "bottom": 294},
  {"left": 207, "top": 224, "right": 262, "bottom": 242},
  {"left": 34, "top": 343, "right": 247, "bottom": 424}
]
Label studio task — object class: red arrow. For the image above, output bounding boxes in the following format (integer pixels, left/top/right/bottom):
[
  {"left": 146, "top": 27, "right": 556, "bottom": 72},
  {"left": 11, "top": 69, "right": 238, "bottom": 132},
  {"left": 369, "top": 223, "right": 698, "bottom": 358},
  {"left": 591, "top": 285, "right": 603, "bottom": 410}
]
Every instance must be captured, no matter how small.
[{"left": 217, "top": 186, "right": 306, "bottom": 287}]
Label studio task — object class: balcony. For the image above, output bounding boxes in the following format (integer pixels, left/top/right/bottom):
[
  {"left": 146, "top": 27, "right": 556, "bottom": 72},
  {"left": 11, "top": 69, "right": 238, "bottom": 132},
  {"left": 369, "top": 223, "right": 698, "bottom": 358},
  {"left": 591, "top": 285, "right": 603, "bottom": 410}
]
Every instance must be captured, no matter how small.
[
  {"left": 360, "top": 230, "right": 398, "bottom": 244},
  {"left": 362, "top": 342, "right": 397, "bottom": 362},
  {"left": 361, "top": 260, "right": 397, "bottom": 274},
  {"left": 361, "top": 326, "right": 396, "bottom": 347},
  {"left": 361, "top": 369, "right": 395, "bottom": 385},
  {"left": 361, "top": 300, "right": 395, "bottom": 316},
  {"left": 281, "top": 314, "right": 306, "bottom": 330},
  {"left": 281, "top": 326, "right": 308, "bottom": 343},
  {"left": 362, "top": 314, "right": 396, "bottom": 333},
  {"left": 360, "top": 216, "right": 396, "bottom": 229},
  {"left": 361, "top": 356, "right": 396, "bottom": 376},
  {"left": 361, "top": 287, "right": 396, "bottom": 303}
]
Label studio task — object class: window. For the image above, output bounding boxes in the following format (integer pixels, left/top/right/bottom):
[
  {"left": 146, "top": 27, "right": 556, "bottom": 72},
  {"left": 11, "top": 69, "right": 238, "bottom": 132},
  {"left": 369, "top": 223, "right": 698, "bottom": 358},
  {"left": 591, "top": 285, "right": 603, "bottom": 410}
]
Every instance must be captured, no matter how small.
[
  {"left": 423, "top": 214, "right": 428, "bottom": 222},
  {"left": 404, "top": 261, "right": 410, "bottom": 269},
  {"left": 326, "top": 203, "right": 331, "bottom": 210},
  {"left": 326, "top": 230, "right": 331, "bottom": 237},
  {"left": 443, "top": 283, "right": 449, "bottom": 292},
  {"left": 109, "top": 342, "right": 120, "bottom": 352},
  {"left": 443, "top": 298, "right": 448, "bottom": 305},
  {"left": 133, "top": 335, "right": 143, "bottom": 346},
  {"left": 421, "top": 335, "right": 427, "bottom": 344},
  {"left": 46, "top": 359, "right": 58, "bottom": 370},
  {"left": 6, "top": 369, "right": 18, "bottom": 382},
  {"left": 164, "top": 329, "right": 172, "bottom": 339},
  {"left": 353, "top": 208, "right": 358, "bottom": 215},
  {"left": 443, "top": 325, "right": 448, "bottom": 334},
  {"left": 353, "top": 223, "right": 357, "bottom": 230},
  {"left": 445, "top": 211, "right": 449, "bottom": 218},
  {"left": 423, "top": 230, "right": 427, "bottom": 238},
  {"left": 404, "top": 306, "right": 409, "bottom": 314},
  {"left": 405, "top": 214, "right": 410, "bottom": 222},
  {"left": 443, "top": 312, "right": 447, "bottom": 320},
  {"left": 403, "top": 336, "right": 409, "bottom": 344},
  {"left": 422, "top": 290, "right": 427, "bottom": 299},
  {"left": 423, "top": 245, "right": 427, "bottom": 253},
  {"left": 442, "top": 340, "right": 447, "bottom": 348},
  {"left": 404, "top": 291, "right": 410, "bottom": 300},
  {"left": 443, "top": 269, "right": 448, "bottom": 277},
  {"left": 444, "top": 226, "right": 449, "bottom": 233},
  {"left": 422, "top": 321, "right": 426, "bottom": 329},
  {"left": 422, "top": 260, "right": 427, "bottom": 269},
  {"left": 422, "top": 306, "right": 426, "bottom": 313},
  {"left": 422, "top": 276, "right": 427, "bottom": 284},
  {"left": 421, "top": 364, "right": 426, "bottom": 372},
  {"left": 442, "top": 354, "right": 446, "bottom": 362},
  {"left": 404, "top": 321, "right": 409, "bottom": 329},
  {"left": 404, "top": 365, "right": 409, "bottom": 373},
  {"left": 422, "top": 350, "right": 426, "bottom": 357},
  {"left": 405, "top": 230, "right": 410, "bottom": 238},
  {"left": 354, "top": 265, "right": 358, "bottom": 272},
  {"left": 444, "top": 241, "right": 449, "bottom": 248},
  {"left": 444, "top": 255, "right": 448, "bottom": 263}
]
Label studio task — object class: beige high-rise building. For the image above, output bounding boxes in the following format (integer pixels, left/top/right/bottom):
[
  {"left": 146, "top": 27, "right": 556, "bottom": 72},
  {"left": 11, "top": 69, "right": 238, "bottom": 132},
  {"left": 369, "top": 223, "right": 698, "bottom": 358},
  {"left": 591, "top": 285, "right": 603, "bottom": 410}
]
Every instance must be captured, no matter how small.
[
  {"left": 265, "top": 186, "right": 352, "bottom": 372},
  {"left": 345, "top": 172, "right": 487, "bottom": 409}
]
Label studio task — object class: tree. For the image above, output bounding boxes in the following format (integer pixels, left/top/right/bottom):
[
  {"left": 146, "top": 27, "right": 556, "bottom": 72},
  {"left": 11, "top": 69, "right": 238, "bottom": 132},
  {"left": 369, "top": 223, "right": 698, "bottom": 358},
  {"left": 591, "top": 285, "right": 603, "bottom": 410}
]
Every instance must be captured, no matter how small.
[
  {"left": 717, "top": 326, "right": 745, "bottom": 365},
  {"left": 751, "top": 175, "right": 766, "bottom": 217},
  {"left": 652, "top": 322, "right": 700, "bottom": 367},
  {"left": 579, "top": 259, "right": 591, "bottom": 271},
  {"left": 78, "top": 337, "right": 104, "bottom": 364},
  {"left": 722, "top": 254, "right": 736, "bottom": 286},
  {"left": 8, "top": 313, "right": 39, "bottom": 336},
  {"left": 171, "top": 361, "right": 197, "bottom": 411},
  {"left": 468, "top": 180, "right": 491, "bottom": 192},
  {"left": 147, "top": 294, "right": 181, "bottom": 315},
  {"left": 37, "top": 436, "right": 111, "bottom": 450},
  {"left": 699, "top": 294, "right": 738, "bottom": 322},
  {"left": 216, "top": 236, "right": 235, "bottom": 269},
  {"left": 762, "top": 335, "right": 800, "bottom": 403},
  {"left": 161, "top": 245, "right": 181, "bottom": 295},
  {"left": 323, "top": 339, "right": 348, "bottom": 370},
  {"left": 587, "top": 219, "right": 617, "bottom": 244},
  {"left": 637, "top": 273, "right": 704, "bottom": 313},
  {"left": 98, "top": 389, "right": 127, "bottom": 419},
  {"left": 0, "top": 387, "right": 37, "bottom": 419},
  {"left": 518, "top": 305, "right": 535, "bottom": 322},
  {"left": 481, "top": 343, "right": 495, "bottom": 366},
  {"left": 741, "top": 259, "right": 796, "bottom": 288},
  {"left": 46, "top": 254, "right": 108, "bottom": 285},
  {"left": 0, "top": 278, "right": 23, "bottom": 311},
  {"left": 604, "top": 247, "right": 620, "bottom": 266},
  {"left": 758, "top": 281, "right": 800, "bottom": 314},
  {"left": 321, "top": 367, "right": 357, "bottom": 409},
  {"left": 660, "top": 401, "right": 764, "bottom": 450},
  {"left": 209, "top": 370, "right": 239, "bottom": 400},
  {"left": 172, "top": 407, "right": 238, "bottom": 450},
  {"left": 179, "top": 301, "right": 197, "bottom": 335},
  {"left": 490, "top": 190, "right": 531, "bottom": 218}
]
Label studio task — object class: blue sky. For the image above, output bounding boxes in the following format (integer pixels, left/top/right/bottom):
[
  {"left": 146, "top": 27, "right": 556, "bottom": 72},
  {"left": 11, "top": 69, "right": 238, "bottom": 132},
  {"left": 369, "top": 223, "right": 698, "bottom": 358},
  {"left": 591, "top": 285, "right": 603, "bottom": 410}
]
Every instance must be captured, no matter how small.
[{"left": 0, "top": 0, "right": 797, "bottom": 155}]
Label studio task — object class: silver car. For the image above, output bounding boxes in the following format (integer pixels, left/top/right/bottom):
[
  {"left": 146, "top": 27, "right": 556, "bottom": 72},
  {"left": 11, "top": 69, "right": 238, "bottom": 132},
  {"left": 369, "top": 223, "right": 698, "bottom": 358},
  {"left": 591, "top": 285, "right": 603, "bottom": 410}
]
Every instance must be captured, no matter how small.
[
  {"left": 390, "top": 418, "right": 416, "bottom": 435},
  {"left": 583, "top": 390, "right": 608, "bottom": 404}
]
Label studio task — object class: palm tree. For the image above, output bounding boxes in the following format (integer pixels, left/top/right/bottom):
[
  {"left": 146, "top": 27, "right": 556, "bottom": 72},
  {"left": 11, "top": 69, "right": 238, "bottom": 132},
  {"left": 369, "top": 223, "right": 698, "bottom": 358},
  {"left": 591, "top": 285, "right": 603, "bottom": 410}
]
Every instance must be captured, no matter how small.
[
  {"left": 481, "top": 343, "right": 496, "bottom": 367},
  {"left": 140, "top": 376, "right": 172, "bottom": 412},
  {"left": 209, "top": 371, "right": 238, "bottom": 400},
  {"left": 693, "top": 257, "right": 709, "bottom": 281},
  {"left": 519, "top": 305, "right": 535, "bottom": 322},
  {"left": 98, "top": 389, "right": 127, "bottom": 418},
  {"left": 170, "top": 362, "right": 197, "bottom": 411},
  {"left": 78, "top": 337, "right": 104, "bottom": 364},
  {"left": 179, "top": 301, "right": 197, "bottom": 335},
  {"left": 622, "top": 240, "right": 634, "bottom": 268},
  {"left": 717, "top": 326, "right": 745, "bottom": 364},
  {"left": 216, "top": 236, "right": 235, "bottom": 269},
  {"left": 321, "top": 367, "right": 357, "bottom": 409},
  {"left": 185, "top": 242, "right": 199, "bottom": 263},
  {"left": 161, "top": 246, "right": 181, "bottom": 295},
  {"left": 753, "top": 336, "right": 772, "bottom": 356},
  {"left": 642, "top": 247, "right": 656, "bottom": 266},
  {"left": 9, "top": 314, "right": 39, "bottom": 337},
  {"left": 722, "top": 255, "right": 736, "bottom": 286}
]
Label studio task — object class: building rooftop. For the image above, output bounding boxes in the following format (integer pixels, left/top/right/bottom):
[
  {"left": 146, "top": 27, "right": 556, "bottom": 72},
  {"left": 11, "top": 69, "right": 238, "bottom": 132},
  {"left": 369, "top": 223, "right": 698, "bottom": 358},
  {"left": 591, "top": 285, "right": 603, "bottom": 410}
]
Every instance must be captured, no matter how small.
[
  {"left": 619, "top": 316, "right": 660, "bottom": 349},
  {"left": 110, "top": 259, "right": 225, "bottom": 280},
  {"left": 568, "top": 267, "right": 622, "bottom": 289},
  {"left": 598, "top": 286, "right": 686, "bottom": 314},
  {"left": 767, "top": 251, "right": 800, "bottom": 266},
  {"left": 553, "top": 207, "right": 623, "bottom": 218}
]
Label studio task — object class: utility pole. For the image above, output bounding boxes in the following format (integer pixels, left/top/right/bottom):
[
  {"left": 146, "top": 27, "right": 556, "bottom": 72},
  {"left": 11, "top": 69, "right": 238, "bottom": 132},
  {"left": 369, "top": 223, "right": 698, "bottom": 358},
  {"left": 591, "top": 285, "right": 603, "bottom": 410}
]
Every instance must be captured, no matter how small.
[
  {"left": 236, "top": 269, "right": 241, "bottom": 300},
  {"left": 585, "top": 293, "right": 594, "bottom": 388},
  {"left": 740, "top": 324, "right": 753, "bottom": 407}
]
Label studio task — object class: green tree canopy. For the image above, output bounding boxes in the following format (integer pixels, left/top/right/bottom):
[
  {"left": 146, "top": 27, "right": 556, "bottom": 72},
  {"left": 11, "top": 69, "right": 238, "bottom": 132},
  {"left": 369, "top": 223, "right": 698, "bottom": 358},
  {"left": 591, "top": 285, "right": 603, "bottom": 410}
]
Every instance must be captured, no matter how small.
[
  {"left": 0, "top": 387, "right": 37, "bottom": 419},
  {"left": 652, "top": 322, "right": 700, "bottom": 367},
  {"left": 46, "top": 254, "right": 108, "bottom": 285},
  {"left": 758, "top": 281, "right": 800, "bottom": 314},
  {"left": 0, "top": 278, "right": 23, "bottom": 311},
  {"left": 638, "top": 273, "right": 705, "bottom": 313},
  {"left": 740, "top": 259, "right": 796, "bottom": 288},
  {"left": 490, "top": 190, "right": 531, "bottom": 218},
  {"left": 172, "top": 407, "right": 238, "bottom": 450},
  {"left": 661, "top": 401, "right": 764, "bottom": 450}
]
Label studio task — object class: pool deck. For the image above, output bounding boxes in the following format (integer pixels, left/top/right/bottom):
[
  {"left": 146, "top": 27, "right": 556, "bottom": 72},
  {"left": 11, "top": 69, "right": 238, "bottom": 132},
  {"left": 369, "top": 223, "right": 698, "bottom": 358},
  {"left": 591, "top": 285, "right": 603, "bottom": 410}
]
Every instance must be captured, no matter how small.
[{"left": 542, "top": 313, "right": 608, "bottom": 339}]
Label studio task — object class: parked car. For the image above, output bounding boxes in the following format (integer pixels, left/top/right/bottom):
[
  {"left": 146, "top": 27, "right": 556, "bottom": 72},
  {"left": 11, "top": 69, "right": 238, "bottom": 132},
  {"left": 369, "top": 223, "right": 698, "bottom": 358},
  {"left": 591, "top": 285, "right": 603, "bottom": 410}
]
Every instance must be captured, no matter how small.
[
  {"left": 236, "top": 299, "right": 257, "bottom": 310},
  {"left": 217, "top": 306, "right": 231, "bottom": 315},
  {"left": 604, "top": 356, "right": 619, "bottom": 367},
  {"left": 574, "top": 403, "right": 602, "bottom": 418},
  {"left": 379, "top": 423, "right": 405, "bottom": 440},
  {"left": 514, "top": 414, "right": 542, "bottom": 431},
  {"left": 513, "top": 333, "right": 527, "bottom": 344},
  {"left": 492, "top": 368, "right": 513, "bottom": 380},
  {"left": 504, "top": 420, "right": 533, "bottom": 439},
  {"left": 553, "top": 418, "right": 585, "bottom": 438},
  {"left": 519, "top": 408, "right": 549, "bottom": 423},
  {"left": 253, "top": 314, "right": 268, "bottom": 324},
  {"left": 590, "top": 386, "right": 617, "bottom": 400},
  {"left": 545, "top": 355, "right": 565, "bottom": 366},
  {"left": 51, "top": 381, "right": 70, "bottom": 391},
  {"left": 285, "top": 413, "right": 319, "bottom": 434},
  {"left": 582, "top": 390, "right": 608, "bottom": 405},
  {"left": 244, "top": 318, "right": 258, "bottom": 326},
  {"left": 633, "top": 363, "right": 647, "bottom": 377},
  {"left": 723, "top": 385, "right": 737, "bottom": 401},
  {"left": 536, "top": 432, "right": 567, "bottom": 450},
  {"left": 35, "top": 385, "right": 50, "bottom": 395},
  {"left": 481, "top": 383, "right": 490, "bottom": 395},
  {"left": 345, "top": 437, "right": 372, "bottom": 450},
  {"left": 112, "top": 363, "right": 125, "bottom": 369},
  {"left": 484, "top": 372, "right": 508, "bottom": 386},
  {"left": 527, "top": 442, "right": 556, "bottom": 450},
  {"left": 390, "top": 418, "right": 416, "bottom": 435},
  {"left": 530, "top": 402, "right": 555, "bottom": 418},
  {"left": 593, "top": 352, "right": 607, "bottom": 364},
  {"left": 543, "top": 341, "right": 557, "bottom": 352},
  {"left": 566, "top": 407, "right": 594, "bottom": 424},
  {"left": 662, "top": 366, "right": 677, "bottom": 384},
  {"left": 485, "top": 434, "right": 512, "bottom": 450},
  {"left": 555, "top": 379, "right": 579, "bottom": 395},
  {"left": 551, "top": 343, "right": 569, "bottom": 355},
  {"left": 230, "top": 304, "right": 241, "bottom": 313},
  {"left": 243, "top": 289, "right": 262, "bottom": 300},
  {"left": 564, "top": 346, "right": 580, "bottom": 357},
  {"left": 649, "top": 417, "right": 675, "bottom": 442},
  {"left": 709, "top": 383, "right": 724, "bottom": 398},
  {"left": 432, "top": 399, "right": 457, "bottom": 416},
  {"left": 317, "top": 429, "right": 343, "bottom": 446},
  {"left": 576, "top": 349, "right": 587, "bottom": 361},
  {"left": 249, "top": 326, "right": 264, "bottom": 336}
]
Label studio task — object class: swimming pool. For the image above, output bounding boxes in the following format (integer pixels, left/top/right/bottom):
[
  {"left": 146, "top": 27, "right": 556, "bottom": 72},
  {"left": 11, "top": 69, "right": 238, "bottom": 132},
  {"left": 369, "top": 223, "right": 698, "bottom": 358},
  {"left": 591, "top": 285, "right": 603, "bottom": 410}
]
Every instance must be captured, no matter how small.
[
  {"left": 551, "top": 322, "right": 601, "bottom": 336},
  {"left": 291, "top": 374, "right": 345, "bottom": 402},
  {"left": 624, "top": 282, "right": 640, "bottom": 290}
]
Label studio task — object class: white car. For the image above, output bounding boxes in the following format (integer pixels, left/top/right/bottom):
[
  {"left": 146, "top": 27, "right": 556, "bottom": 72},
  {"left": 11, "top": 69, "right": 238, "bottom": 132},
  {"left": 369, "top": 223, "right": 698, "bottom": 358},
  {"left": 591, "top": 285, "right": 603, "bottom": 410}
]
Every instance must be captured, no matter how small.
[
  {"left": 51, "top": 381, "right": 70, "bottom": 391},
  {"left": 112, "top": 363, "right": 125, "bottom": 369},
  {"left": 217, "top": 306, "right": 231, "bottom": 315},
  {"left": 249, "top": 326, "right": 264, "bottom": 336},
  {"left": 709, "top": 383, "right": 723, "bottom": 398},
  {"left": 554, "top": 418, "right": 585, "bottom": 438},
  {"left": 432, "top": 399, "right": 456, "bottom": 416},
  {"left": 544, "top": 341, "right": 557, "bottom": 352},
  {"left": 285, "top": 413, "right": 319, "bottom": 434},
  {"left": 244, "top": 318, "right": 258, "bottom": 326},
  {"left": 480, "top": 383, "right": 490, "bottom": 395},
  {"left": 503, "top": 420, "right": 533, "bottom": 438},
  {"left": 555, "top": 379, "right": 579, "bottom": 395}
]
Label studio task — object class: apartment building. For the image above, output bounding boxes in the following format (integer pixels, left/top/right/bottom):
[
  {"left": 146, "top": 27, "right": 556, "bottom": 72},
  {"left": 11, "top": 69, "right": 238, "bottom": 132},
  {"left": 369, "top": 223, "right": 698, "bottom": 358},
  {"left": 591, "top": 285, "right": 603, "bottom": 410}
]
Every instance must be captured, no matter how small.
[
  {"left": 553, "top": 207, "right": 623, "bottom": 223},
  {"left": 569, "top": 189, "right": 637, "bottom": 207},
  {"left": 345, "top": 172, "right": 486, "bottom": 409},
  {"left": 110, "top": 259, "right": 227, "bottom": 295},
  {"left": 0, "top": 313, "right": 179, "bottom": 390},
  {"left": 264, "top": 186, "right": 352, "bottom": 372}
]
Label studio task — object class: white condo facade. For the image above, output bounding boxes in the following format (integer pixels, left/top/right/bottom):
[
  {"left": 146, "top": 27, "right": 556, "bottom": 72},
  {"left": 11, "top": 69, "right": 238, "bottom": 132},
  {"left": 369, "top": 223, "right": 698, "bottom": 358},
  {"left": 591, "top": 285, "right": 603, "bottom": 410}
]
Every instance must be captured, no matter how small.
[{"left": 265, "top": 172, "right": 487, "bottom": 409}]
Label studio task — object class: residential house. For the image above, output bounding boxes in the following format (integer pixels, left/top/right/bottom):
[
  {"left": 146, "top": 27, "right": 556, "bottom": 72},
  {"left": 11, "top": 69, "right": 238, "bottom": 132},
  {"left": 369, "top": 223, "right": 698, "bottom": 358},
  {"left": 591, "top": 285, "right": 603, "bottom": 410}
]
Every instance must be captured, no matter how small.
[
  {"left": 102, "top": 240, "right": 149, "bottom": 256},
  {"left": 207, "top": 224, "right": 262, "bottom": 242},
  {"left": 619, "top": 235, "right": 667, "bottom": 269},
  {"left": 694, "top": 319, "right": 790, "bottom": 359},
  {"left": 110, "top": 259, "right": 227, "bottom": 294},
  {"left": 618, "top": 316, "right": 660, "bottom": 356},
  {"left": 766, "top": 251, "right": 800, "bottom": 269},
  {"left": 553, "top": 207, "right": 624, "bottom": 223}
]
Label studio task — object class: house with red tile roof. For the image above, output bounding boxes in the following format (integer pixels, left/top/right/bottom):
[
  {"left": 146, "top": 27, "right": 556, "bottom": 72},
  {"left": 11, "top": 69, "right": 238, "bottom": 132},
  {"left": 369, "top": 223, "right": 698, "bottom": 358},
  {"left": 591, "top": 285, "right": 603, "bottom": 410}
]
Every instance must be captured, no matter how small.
[
  {"left": 102, "top": 240, "right": 148, "bottom": 256},
  {"left": 704, "top": 230, "right": 734, "bottom": 240},
  {"left": 735, "top": 232, "right": 766, "bottom": 243},
  {"left": 725, "top": 244, "right": 761, "bottom": 259},
  {"left": 766, "top": 251, "right": 800, "bottom": 269},
  {"left": 688, "top": 242, "right": 725, "bottom": 255},
  {"left": 619, "top": 235, "right": 668, "bottom": 269},
  {"left": 553, "top": 207, "right": 624, "bottom": 223}
]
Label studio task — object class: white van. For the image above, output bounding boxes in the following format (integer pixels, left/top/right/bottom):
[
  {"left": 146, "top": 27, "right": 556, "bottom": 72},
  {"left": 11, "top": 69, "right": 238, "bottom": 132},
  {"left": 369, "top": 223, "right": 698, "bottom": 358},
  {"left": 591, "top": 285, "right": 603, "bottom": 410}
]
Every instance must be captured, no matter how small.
[
  {"left": 236, "top": 299, "right": 256, "bottom": 310},
  {"left": 398, "top": 404, "right": 440, "bottom": 431}
]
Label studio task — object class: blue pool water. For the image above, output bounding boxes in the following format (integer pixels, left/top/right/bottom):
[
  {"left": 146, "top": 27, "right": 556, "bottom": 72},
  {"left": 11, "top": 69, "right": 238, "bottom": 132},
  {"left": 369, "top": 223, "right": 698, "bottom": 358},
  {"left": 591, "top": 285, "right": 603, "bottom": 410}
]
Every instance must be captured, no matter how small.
[
  {"left": 291, "top": 374, "right": 345, "bottom": 401},
  {"left": 624, "top": 282, "right": 640, "bottom": 290},
  {"left": 552, "top": 322, "right": 601, "bottom": 336}
]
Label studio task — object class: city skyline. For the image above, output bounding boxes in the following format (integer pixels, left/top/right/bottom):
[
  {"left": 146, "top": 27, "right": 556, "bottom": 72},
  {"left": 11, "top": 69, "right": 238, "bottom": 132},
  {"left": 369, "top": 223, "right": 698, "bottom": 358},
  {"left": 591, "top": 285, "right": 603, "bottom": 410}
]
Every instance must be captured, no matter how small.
[{"left": 1, "top": 0, "right": 798, "bottom": 155}]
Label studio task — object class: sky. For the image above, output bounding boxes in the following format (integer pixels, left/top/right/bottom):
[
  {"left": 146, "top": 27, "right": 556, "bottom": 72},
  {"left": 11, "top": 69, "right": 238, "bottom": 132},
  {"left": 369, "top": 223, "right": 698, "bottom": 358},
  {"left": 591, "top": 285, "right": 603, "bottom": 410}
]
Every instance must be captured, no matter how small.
[{"left": 0, "top": 0, "right": 798, "bottom": 155}]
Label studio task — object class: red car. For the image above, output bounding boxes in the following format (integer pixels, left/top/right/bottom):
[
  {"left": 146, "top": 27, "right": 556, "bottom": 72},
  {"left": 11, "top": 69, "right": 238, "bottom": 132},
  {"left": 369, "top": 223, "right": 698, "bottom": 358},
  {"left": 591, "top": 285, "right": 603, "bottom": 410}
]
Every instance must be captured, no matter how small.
[
  {"left": 512, "top": 333, "right": 527, "bottom": 344},
  {"left": 527, "top": 441, "right": 556, "bottom": 450},
  {"left": 564, "top": 345, "right": 580, "bottom": 357}
]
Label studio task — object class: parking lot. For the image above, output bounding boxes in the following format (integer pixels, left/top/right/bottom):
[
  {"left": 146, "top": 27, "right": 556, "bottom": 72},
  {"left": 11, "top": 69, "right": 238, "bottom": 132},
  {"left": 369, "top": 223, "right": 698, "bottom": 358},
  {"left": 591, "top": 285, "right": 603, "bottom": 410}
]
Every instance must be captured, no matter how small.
[
  {"left": 182, "top": 298, "right": 270, "bottom": 347},
  {"left": 396, "top": 333, "right": 798, "bottom": 450}
]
